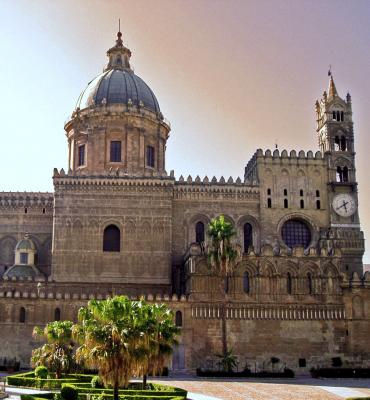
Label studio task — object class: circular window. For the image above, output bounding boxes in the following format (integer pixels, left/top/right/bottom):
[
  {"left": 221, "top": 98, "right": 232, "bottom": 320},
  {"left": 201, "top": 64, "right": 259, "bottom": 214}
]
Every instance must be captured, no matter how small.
[{"left": 281, "top": 219, "right": 311, "bottom": 249}]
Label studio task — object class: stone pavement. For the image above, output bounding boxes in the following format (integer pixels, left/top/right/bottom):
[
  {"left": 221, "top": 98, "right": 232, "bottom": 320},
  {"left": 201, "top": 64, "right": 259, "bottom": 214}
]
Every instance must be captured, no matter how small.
[{"left": 151, "top": 376, "right": 370, "bottom": 400}]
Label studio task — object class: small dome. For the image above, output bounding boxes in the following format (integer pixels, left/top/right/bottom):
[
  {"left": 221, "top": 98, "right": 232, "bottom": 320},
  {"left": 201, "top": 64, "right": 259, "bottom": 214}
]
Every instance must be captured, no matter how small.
[
  {"left": 15, "top": 236, "right": 36, "bottom": 251},
  {"left": 76, "top": 69, "right": 160, "bottom": 113},
  {"left": 3, "top": 265, "right": 41, "bottom": 279}
]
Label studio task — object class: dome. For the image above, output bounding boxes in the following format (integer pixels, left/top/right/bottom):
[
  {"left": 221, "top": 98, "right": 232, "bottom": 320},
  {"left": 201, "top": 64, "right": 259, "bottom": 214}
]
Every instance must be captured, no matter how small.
[
  {"left": 76, "top": 69, "right": 160, "bottom": 113},
  {"left": 15, "top": 236, "right": 36, "bottom": 251}
]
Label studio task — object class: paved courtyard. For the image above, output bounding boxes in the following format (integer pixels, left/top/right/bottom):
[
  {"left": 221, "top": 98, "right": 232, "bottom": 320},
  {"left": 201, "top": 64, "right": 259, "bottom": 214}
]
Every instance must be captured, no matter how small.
[{"left": 152, "top": 376, "right": 370, "bottom": 400}]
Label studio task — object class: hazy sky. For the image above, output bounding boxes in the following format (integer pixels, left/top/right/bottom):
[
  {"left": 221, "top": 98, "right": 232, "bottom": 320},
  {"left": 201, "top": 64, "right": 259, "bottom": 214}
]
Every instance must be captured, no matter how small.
[{"left": 0, "top": 0, "right": 369, "bottom": 263}]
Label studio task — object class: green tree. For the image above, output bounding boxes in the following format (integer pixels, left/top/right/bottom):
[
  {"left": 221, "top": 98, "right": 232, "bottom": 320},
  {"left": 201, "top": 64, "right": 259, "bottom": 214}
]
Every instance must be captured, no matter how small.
[
  {"left": 216, "top": 349, "right": 238, "bottom": 373},
  {"left": 207, "top": 215, "right": 241, "bottom": 358},
  {"left": 31, "top": 320, "right": 74, "bottom": 379},
  {"left": 73, "top": 296, "right": 179, "bottom": 400},
  {"left": 138, "top": 303, "right": 179, "bottom": 388}
]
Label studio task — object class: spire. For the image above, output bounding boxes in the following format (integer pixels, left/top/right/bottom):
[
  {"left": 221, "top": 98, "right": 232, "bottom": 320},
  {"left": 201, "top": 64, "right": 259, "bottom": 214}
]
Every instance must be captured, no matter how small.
[
  {"left": 328, "top": 74, "right": 338, "bottom": 98},
  {"left": 104, "top": 23, "right": 132, "bottom": 72}
]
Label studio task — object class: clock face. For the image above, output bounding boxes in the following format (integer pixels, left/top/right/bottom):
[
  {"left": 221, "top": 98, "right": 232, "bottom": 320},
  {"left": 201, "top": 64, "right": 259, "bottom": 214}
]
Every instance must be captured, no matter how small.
[{"left": 332, "top": 193, "right": 357, "bottom": 217}]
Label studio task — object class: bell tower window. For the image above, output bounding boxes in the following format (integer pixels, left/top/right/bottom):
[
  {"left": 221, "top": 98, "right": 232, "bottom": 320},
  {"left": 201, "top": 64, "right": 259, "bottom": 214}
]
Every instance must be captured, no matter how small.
[
  {"left": 146, "top": 145, "right": 155, "bottom": 168},
  {"left": 110, "top": 141, "right": 122, "bottom": 162},
  {"left": 78, "top": 144, "right": 85, "bottom": 167}
]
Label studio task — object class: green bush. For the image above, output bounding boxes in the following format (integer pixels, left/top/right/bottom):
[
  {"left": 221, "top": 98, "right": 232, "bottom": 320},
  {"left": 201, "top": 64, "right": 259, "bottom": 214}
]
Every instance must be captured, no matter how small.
[
  {"left": 346, "top": 398, "right": 370, "bottom": 400},
  {"left": 35, "top": 366, "right": 48, "bottom": 379},
  {"left": 61, "top": 385, "right": 78, "bottom": 400},
  {"left": 91, "top": 376, "right": 103, "bottom": 389}
]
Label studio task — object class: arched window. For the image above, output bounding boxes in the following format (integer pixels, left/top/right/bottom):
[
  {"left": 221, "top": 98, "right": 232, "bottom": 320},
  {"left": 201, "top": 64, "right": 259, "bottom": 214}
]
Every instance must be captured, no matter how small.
[
  {"left": 243, "top": 223, "right": 253, "bottom": 253},
  {"left": 316, "top": 200, "right": 321, "bottom": 210},
  {"left": 299, "top": 189, "right": 303, "bottom": 196},
  {"left": 336, "top": 166, "right": 343, "bottom": 182},
  {"left": 267, "top": 198, "right": 272, "bottom": 208},
  {"left": 340, "top": 136, "right": 347, "bottom": 151},
  {"left": 343, "top": 166, "right": 349, "bottom": 182},
  {"left": 316, "top": 190, "right": 320, "bottom": 197},
  {"left": 54, "top": 308, "right": 61, "bottom": 321},
  {"left": 243, "top": 272, "right": 250, "bottom": 294},
  {"left": 300, "top": 199, "right": 304, "bottom": 209},
  {"left": 175, "top": 311, "right": 182, "bottom": 327},
  {"left": 284, "top": 198, "right": 288, "bottom": 208},
  {"left": 19, "top": 307, "right": 26, "bottom": 323},
  {"left": 307, "top": 273, "right": 313, "bottom": 295},
  {"left": 195, "top": 221, "right": 205, "bottom": 244},
  {"left": 341, "top": 111, "right": 344, "bottom": 121},
  {"left": 267, "top": 188, "right": 271, "bottom": 195},
  {"left": 283, "top": 188, "right": 288, "bottom": 196},
  {"left": 103, "top": 225, "right": 121, "bottom": 252},
  {"left": 224, "top": 277, "right": 229, "bottom": 294},
  {"left": 287, "top": 272, "right": 292, "bottom": 294},
  {"left": 334, "top": 135, "right": 340, "bottom": 150}
]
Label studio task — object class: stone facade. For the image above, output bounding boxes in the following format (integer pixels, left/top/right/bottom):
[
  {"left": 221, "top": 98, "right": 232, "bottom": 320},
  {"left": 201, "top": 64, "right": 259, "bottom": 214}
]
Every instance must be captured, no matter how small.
[{"left": 0, "top": 33, "right": 368, "bottom": 373}]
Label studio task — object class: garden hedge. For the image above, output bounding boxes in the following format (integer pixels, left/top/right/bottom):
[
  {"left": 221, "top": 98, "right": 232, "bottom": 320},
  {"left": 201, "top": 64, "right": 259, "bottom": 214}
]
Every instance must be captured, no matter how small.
[{"left": 14, "top": 372, "right": 187, "bottom": 400}]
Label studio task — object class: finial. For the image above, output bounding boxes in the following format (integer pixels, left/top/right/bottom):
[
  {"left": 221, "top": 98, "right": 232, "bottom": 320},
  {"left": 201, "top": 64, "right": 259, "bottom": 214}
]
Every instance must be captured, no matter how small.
[
  {"left": 116, "top": 19, "right": 123, "bottom": 47},
  {"left": 327, "top": 67, "right": 338, "bottom": 98}
]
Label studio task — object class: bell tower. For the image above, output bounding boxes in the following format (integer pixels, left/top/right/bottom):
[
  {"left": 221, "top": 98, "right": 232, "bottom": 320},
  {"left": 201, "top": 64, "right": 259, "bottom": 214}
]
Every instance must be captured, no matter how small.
[{"left": 316, "top": 74, "right": 364, "bottom": 274}]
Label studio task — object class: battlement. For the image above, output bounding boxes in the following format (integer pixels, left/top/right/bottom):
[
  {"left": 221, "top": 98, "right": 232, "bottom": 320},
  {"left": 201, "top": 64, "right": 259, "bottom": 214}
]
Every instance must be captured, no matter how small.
[
  {"left": 52, "top": 168, "right": 174, "bottom": 189},
  {"left": 173, "top": 175, "right": 259, "bottom": 201},
  {"left": 244, "top": 148, "right": 326, "bottom": 182},
  {"left": 0, "top": 192, "right": 53, "bottom": 208}
]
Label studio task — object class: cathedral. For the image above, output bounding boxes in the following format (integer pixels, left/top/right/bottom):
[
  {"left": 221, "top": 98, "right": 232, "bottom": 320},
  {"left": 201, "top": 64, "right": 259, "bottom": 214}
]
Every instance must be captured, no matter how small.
[{"left": 0, "top": 31, "right": 368, "bottom": 373}]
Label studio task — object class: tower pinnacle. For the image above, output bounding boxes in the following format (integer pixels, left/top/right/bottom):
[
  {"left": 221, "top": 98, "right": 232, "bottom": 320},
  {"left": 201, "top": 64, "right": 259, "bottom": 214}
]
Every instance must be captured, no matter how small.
[{"left": 328, "top": 75, "right": 338, "bottom": 98}]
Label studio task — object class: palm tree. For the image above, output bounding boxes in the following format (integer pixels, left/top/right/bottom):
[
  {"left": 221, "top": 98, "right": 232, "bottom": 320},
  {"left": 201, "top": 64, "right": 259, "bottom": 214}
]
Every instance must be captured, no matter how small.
[
  {"left": 138, "top": 303, "right": 179, "bottom": 388},
  {"left": 31, "top": 320, "right": 74, "bottom": 379},
  {"left": 207, "top": 215, "right": 241, "bottom": 359},
  {"left": 72, "top": 296, "right": 179, "bottom": 400}
]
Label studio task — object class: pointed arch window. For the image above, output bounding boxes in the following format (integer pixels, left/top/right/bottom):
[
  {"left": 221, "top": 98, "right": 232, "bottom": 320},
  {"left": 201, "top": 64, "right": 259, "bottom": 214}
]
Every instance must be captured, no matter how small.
[
  {"left": 243, "top": 223, "right": 253, "bottom": 253},
  {"left": 54, "top": 308, "right": 61, "bottom": 321},
  {"left": 243, "top": 272, "right": 250, "bottom": 294},
  {"left": 307, "top": 273, "right": 313, "bottom": 295},
  {"left": 287, "top": 272, "right": 292, "bottom": 294},
  {"left": 103, "top": 225, "right": 121, "bottom": 252},
  {"left": 195, "top": 221, "right": 205, "bottom": 244},
  {"left": 267, "top": 198, "right": 272, "bottom": 208},
  {"left": 175, "top": 311, "right": 182, "bottom": 327},
  {"left": 19, "top": 307, "right": 26, "bottom": 323}
]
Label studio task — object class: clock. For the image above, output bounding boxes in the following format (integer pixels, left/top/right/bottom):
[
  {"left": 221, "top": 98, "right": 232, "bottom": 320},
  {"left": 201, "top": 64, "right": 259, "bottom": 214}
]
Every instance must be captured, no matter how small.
[{"left": 332, "top": 193, "right": 357, "bottom": 217}]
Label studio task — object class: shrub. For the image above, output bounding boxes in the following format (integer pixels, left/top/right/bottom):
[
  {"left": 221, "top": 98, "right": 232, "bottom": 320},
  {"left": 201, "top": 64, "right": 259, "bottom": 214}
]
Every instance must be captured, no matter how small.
[
  {"left": 61, "top": 384, "right": 78, "bottom": 400},
  {"left": 35, "top": 366, "right": 48, "bottom": 379},
  {"left": 91, "top": 376, "right": 103, "bottom": 389}
]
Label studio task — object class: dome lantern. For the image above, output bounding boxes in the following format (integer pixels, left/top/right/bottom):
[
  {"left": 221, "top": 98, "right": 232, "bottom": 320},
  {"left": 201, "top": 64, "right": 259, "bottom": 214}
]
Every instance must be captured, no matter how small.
[{"left": 104, "top": 30, "right": 133, "bottom": 72}]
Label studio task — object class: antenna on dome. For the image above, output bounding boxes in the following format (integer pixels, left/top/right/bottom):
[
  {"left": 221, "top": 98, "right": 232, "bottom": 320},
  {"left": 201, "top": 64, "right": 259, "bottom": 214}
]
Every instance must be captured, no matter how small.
[{"left": 118, "top": 18, "right": 121, "bottom": 33}]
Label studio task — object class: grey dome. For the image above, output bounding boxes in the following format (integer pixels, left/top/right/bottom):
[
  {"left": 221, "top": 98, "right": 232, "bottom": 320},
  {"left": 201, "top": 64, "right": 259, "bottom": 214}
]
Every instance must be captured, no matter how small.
[{"left": 76, "top": 69, "right": 160, "bottom": 113}]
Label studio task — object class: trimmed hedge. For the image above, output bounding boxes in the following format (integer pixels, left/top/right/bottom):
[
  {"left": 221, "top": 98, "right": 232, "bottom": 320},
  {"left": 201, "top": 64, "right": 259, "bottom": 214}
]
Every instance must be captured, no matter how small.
[
  {"left": 8, "top": 372, "right": 96, "bottom": 389},
  {"left": 21, "top": 395, "right": 54, "bottom": 400},
  {"left": 63, "top": 382, "right": 186, "bottom": 400},
  {"left": 196, "top": 367, "right": 295, "bottom": 378},
  {"left": 15, "top": 372, "right": 187, "bottom": 400},
  {"left": 310, "top": 368, "right": 370, "bottom": 378}
]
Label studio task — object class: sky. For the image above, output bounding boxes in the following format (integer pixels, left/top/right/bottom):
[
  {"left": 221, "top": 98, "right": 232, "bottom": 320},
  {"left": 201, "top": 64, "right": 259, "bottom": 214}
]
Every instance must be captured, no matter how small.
[{"left": 0, "top": 0, "right": 369, "bottom": 263}]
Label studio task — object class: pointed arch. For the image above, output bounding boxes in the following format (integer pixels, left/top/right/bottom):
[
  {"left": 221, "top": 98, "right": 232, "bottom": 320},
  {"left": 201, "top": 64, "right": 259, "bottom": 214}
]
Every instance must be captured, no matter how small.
[{"left": 103, "top": 225, "right": 121, "bottom": 252}]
